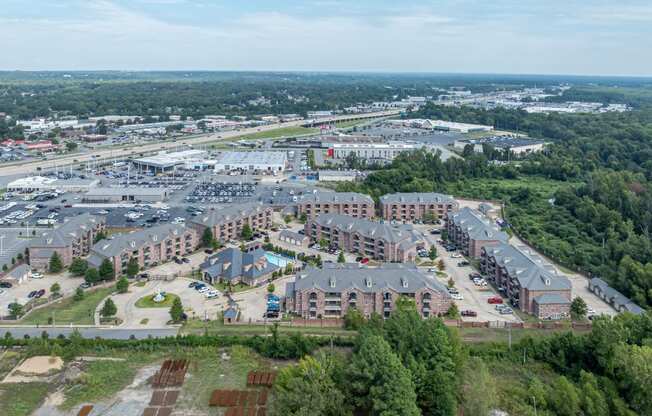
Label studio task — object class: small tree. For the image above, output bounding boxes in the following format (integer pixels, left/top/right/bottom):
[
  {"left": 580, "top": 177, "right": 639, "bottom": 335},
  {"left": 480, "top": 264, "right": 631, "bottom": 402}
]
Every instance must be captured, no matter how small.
[
  {"left": 319, "top": 238, "right": 328, "bottom": 249},
  {"left": 241, "top": 224, "right": 253, "bottom": 240},
  {"left": 267, "top": 283, "right": 275, "bottom": 293},
  {"left": 99, "top": 259, "right": 115, "bottom": 280},
  {"left": 437, "top": 258, "right": 446, "bottom": 272},
  {"left": 126, "top": 257, "right": 139, "bottom": 278},
  {"left": 446, "top": 303, "right": 460, "bottom": 319},
  {"left": 337, "top": 251, "right": 346, "bottom": 263},
  {"left": 285, "top": 262, "right": 294, "bottom": 275},
  {"left": 299, "top": 213, "right": 308, "bottom": 224},
  {"left": 100, "top": 298, "right": 117, "bottom": 318},
  {"left": 49, "top": 252, "right": 63, "bottom": 273},
  {"left": 8, "top": 303, "right": 23, "bottom": 319},
  {"left": 84, "top": 267, "right": 99, "bottom": 285},
  {"left": 570, "top": 297, "right": 588, "bottom": 319},
  {"left": 93, "top": 231, "right": 107, "bottom": 244},
  {"left": 201, "top": 227, "right": 214, "bottom": 248},
  {"left": 169, "top": 297, "right": 184, "bottom": 322},
  {"left": 448, "top": 277, "right": 455, "bottom": 288},
  {"left": 50, "top": 282, "right": 61, "bottom": 297},
  {"left": 429, "top": 246, "right": 437, "bottom": 261},
  {"left": 116, "top": 277, "right": 129, "bottom": 294},
  {"left": 69, "top": 258, "right": 88, "bottom": 276},
  {"left": 284, "top": 215, "right": 293, "bottom": 224},
  {"left": 2, "top": 264, "right": 7, "bottom": 272},
  {"left": 344, "top": 307, "right": 365, "bottom": 330},
  {"left": 73, "top": 287, "right": 84, "bottom": 301}
]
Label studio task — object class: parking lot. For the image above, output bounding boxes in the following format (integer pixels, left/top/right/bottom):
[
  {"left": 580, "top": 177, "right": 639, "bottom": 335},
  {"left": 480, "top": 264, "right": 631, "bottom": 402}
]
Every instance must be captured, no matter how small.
[{"left": 0, "top": 272, "right": 82, "bottom": 318}]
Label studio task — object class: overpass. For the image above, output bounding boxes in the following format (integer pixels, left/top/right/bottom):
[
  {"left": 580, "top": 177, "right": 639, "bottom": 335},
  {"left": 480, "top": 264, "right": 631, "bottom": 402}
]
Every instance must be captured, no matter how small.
[{"left": 0, "top": 110, "right": 400, "bottom": 177}]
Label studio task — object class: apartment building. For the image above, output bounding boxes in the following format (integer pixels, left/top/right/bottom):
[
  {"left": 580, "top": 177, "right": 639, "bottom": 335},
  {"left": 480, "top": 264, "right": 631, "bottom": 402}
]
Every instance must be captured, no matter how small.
[
  {"left": 296, "top": 191, "right": 374, "bottom": 220},
  {"left": 305, "top": 213, "right": 427, "bottom": 262},
  {"left": 446, "top": 207, "right": 508, "bottom": 258},
  {"left": 29, "top": 213, "right": 106, "bottom": 271},
  {"left": 200, "top": 247, "right": 278, "bottom": 286},
  {"left": 480, "top": 243, "right": 572, "bottom": 319},
  {"left": 380, "top": 192, "right": 458, "bottom": 222},
  {"left": 87, "top": 224, "right": 198, "bottom": 277},
  {"left": 286, "top": 263, "right": 452, "bottom": 319},
  {"left": 188, "top": 202, "right": 272, "bottom": 243}
]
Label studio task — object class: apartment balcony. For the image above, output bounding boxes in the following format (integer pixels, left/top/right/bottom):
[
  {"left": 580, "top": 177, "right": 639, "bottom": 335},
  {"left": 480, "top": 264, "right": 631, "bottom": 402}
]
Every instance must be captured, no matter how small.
[
  {"left": 324, "top": 305, "right": 341, "bottom": 311},
  {"left": 325, "top": 296, "right": 341, "bottom": 302}
]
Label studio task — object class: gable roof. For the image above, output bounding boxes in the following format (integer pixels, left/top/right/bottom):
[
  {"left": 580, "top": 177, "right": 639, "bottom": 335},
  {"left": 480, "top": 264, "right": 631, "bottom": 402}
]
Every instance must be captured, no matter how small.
[
  {"left": 380, "top": 192, "right": 456, "bottom": 205},
  {"left": 294, "top": 263, "right": 450, "bottom": 295},
  {"left": 189, "top": 202, "right": 269, "bottom": 228},
  {"left": 297, "top": 191, "right": 373, "bottom": 205},
  {"left": 200, "top": 247, "right": 278, "bottom": 281},
  {"left": 89, "top": 223, "right": 189, "bottom": 259},
  {"left": 448, "top": 207, "right": 508, "bottom": 242},
  {"left": 313, "top": 213, "right": 425, "bottom": 245},
  {"left": 30, "top": 213, "right": 104, "bottom": 249}
]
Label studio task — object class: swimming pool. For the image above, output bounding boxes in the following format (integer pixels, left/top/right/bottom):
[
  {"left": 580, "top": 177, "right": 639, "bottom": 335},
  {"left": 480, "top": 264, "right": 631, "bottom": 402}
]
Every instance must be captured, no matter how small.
[{"left": 265, "top": 252, "right": 292, "bottom": 268}]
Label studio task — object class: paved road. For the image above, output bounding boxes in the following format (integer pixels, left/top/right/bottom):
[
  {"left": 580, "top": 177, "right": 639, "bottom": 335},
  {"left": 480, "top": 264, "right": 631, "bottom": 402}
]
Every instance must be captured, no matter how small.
[
  {"left": 0, "top": 111, "right": 400, "bottom": 177},
  {"left": 0, "top": 326, "right": 178, "bottom": 339}
]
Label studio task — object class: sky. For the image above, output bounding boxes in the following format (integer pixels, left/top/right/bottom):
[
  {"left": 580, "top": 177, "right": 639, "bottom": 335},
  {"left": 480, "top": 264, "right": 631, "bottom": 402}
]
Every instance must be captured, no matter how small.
[{"left": 1, "top": 0, "right": 651, "bottom": 76}]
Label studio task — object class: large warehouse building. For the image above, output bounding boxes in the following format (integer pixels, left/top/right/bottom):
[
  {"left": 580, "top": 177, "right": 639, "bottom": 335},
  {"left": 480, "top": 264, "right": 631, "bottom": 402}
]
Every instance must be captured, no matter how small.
[
  {"left": 82, "top": 187, "right": 169, "bottom": 203},
  {"left": 133, "top": 149, "right": 208, "bottom": 173},
  {"left": 7, "top": 176, "right": 99, "bottom": 193},
  {"left": 214, "top": 151, "right": 287, "bottom": 173}
]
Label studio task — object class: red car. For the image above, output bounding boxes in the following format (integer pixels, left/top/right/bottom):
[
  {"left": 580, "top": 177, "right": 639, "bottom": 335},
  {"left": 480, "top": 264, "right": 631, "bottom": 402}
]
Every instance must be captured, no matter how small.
[
  {"left": 488, "top": 297, "right": 504, "bottom": 304},
  {"left": 360, "top": 258, "right": 369, "bottom": 264},
  {"left": 461, "top": 310, "right": 477, "bottom": 317}
]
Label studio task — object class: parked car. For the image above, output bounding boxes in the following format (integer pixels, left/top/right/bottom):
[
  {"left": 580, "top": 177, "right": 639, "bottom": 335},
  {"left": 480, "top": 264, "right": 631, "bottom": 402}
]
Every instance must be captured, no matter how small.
[
  {"left": 488, "top": 297, "right": 503, "bottom": 304},
  {"left": 0, "top": 281, "right": 12, "bottom": 288},
  {"left": 360, "top": 258, "right": 370, "bottom": 264},
  {"left": 457, "top": 261, "right": 470, "bottom": 267},
  {"left": 28, "top": 290, "right": 37, "bottom": 298},
  {"left": 469, "top": 272, "right": 481, "bottom": 280},
  {"left": 451, "top": 253, "right": 463, "bottom": 259},
  {"left": 204, "top": 249, "right": 214, "bottom": 254},
  {"left": 450, "top": 293, "right": 464, "bottom": 301},
  {"left": 461, "top": 310, "right": 477, "bottom": 317},
  {"left": 499, "top": 307, "right": 514, "bottom": 315},
  {"left": 80, "top": 282, "right": 91, "bottom": 289},
  {"left": 34, "top": 289, "right": 46, "bottom": 298},
  {"left": 205, "top": 290, "right": 220, "bottom": 299},
  {"left": 188, "top": 281, "right": 199, "bottom": 288},
  {"left": 174, "top": 258, "right": 183, "bottom": 265},
  {"left": 182, "top": 257, "right": 190, "bottom": 264},
  {"left": 30, "top": 273, "right": 43, "bottom": 279},
  {"left": 198, "top": 286, "right": 210, "bottom": 294}
]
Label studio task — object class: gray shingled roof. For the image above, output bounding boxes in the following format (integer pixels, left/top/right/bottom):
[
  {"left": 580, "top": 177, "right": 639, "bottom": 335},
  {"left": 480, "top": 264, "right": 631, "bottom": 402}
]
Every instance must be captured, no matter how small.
[
  {"left": 449, "top": 207, "right": 508, "bottom": 242},
  {"left": 89, "top": 223, "right": 189, "bottom": 259},
  {"left": 279, "top": 230, "right": 308, "bottom": 241},
  {"left": 380, "top": 192, "right": 456, "bottom": 205},
  {"left": 189, "top": 202, "right": 269, "bottom": 228},
  {"left": 590, "top": 278, "right": 645, "bottom": 315},
  {"left": 30, "top": 213, "right": 103, "bottom": 249},
  {"left": 293, "top": 263, "right": 451, "bottom": 295},
  {"left": 297, "top": 191, "right": 373, "bottom": 205},
  {"left": 313, "top": 213, "right": 425, "bottom": 244},
  {"left": 484, "top": 243, "right": 571, "bottom": 291},
  {"left": 533, "top": 293, "right": 570, "bottom": 305},
  {"left": 200, "top": 247, "right": 278, "bottom": 282}
]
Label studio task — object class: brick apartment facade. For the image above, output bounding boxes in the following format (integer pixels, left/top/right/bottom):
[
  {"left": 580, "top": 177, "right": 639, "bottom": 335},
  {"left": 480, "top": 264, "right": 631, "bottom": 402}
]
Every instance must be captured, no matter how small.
[
  {"left": 305, "top": 213, "right": 427, "bottom": 262},
  {"left": 380, "top": 192, "right": 459, "bottom": 222},
  {"left": 87, "top": 224, "right": 199, "bottom": 277},
  {"left": 286, "top": 263, "right": 452, "bottom": 319},
  {"left": 481, "top": 243, "right": 572, "bottom": 319},
  {"left": 446, "top": 207, "right": 508, "bottom": 258},
  {"left": 188, "top": 202, "right": 272, "bottom": 243},
  {"left": 296, "top": 191, "right": 374, "bottom": 219},
  {"left": 29, "top": 213, "right": 106, "bottom": 271}
]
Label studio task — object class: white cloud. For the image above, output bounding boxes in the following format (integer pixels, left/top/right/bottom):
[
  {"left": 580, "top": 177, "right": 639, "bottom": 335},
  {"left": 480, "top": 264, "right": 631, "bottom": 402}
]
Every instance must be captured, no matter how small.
[{"left": 0, "top": 0, "right": 649, "bottom": 76}]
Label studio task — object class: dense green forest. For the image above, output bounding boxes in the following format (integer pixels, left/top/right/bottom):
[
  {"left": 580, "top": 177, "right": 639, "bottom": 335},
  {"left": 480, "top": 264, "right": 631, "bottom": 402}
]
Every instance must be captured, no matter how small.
[
  {"left": 271, "top": 299, "right": 652, "bottom": 416},
  {"left": 338, "top": 97, "right": 652, "bottom": 308}
]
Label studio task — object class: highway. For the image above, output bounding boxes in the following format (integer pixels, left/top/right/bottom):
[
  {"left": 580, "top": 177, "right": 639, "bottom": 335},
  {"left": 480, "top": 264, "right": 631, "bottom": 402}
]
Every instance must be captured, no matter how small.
[{"left": 0, "top": 110, "right": 400, "bottom": 177}]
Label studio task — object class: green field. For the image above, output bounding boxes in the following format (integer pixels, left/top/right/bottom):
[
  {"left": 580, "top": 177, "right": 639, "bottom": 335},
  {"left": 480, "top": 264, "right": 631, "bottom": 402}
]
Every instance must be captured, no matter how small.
[
  {"left": 234, "top": 126, "right": 318, "bottom": 141},
  {"left": 0, "top": 382, "right": 49, "bottom": 416},
  {"left": 17, "top": 287, "right": 114, "bottom": 326},
  {"left": 135, "top": 293, "right": 179, "bottom": 308},
  {"left": 181, "top": 318, "right": 355, "bottom": 337}
]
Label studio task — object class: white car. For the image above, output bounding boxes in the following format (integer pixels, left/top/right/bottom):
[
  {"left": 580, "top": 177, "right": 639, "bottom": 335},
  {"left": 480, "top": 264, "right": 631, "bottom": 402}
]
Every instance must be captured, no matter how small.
[
  {"left": 451, "top": 253, "right": 463, "bottom": 259},
  {"left": 198, "top": 286, "right": 210, "bottom": 294},
  {"left": 30, "top": 273, "right": 44, "bottom": 279},
  {"left": 450, "top": 293, "right": 464, "bottom": 301},
  {"left": 205, "top": 290, "right": 220, "bottom": 299}
]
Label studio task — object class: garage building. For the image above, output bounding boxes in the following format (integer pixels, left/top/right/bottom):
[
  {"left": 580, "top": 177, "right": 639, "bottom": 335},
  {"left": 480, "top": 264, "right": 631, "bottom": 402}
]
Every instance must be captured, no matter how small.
[{"left": 82, "top": 187, "right": 169, "bottom": 203}]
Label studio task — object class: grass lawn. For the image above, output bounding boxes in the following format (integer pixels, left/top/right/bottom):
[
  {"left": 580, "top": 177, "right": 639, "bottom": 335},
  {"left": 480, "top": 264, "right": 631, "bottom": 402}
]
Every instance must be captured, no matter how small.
[
  {"left": 457, "top": 326, "right": 588, "bottom": 344},
  {"left": 0, "top": 382, "right": 49, "bottom": 416},
  {"left": 181, "top": 318, "right": 356, "bottom": 337},
  {"left": 233, "top": 126, "right": 318, "bottom": 141},
  {"left": 135, "top": 293, "right": 179, "bottom": 308},
  {"left": 18, "top": 287, "right": 114, "bottom": 326},
  {"left": 61, "top": 351, "right": 165, "bottom": 410},
  {"left": 213, "top": 281, "right": 251, "bottom": 294}
]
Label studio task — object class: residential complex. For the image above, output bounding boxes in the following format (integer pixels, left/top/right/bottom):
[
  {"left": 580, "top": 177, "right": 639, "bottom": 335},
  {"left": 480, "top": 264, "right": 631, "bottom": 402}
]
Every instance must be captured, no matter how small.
[
  {"left": 29, "top": 213, "right": 106, "bottom": 271},
  {"left": 295, "top": 191, "right": 374, "bottom": 219},
  {"left": 286, "top": 263, "right": 452, "bottom": 319},
  {"left": 588, "top": 278, "right": 645, "bottom": 315},
  {"left": 305, "top": 213, "right": 427, "bottom": 262},
  {"left": 446, "top": 207, "right": 508, "bottom": 257},
  {"left": 87, "top": 224, "right": 198, "bottom": 277},
  {"left": 380, "top": 192, "right": 458, "bottom": 222},
  {"left": 188, "top": 202, "right": 273, "bottom": 243},
  {"left": 200, "top": 247, "right": 277, "bottom": 286},
  {"left": 480, "top": 243, "right": 572, "bottom": 319}
]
